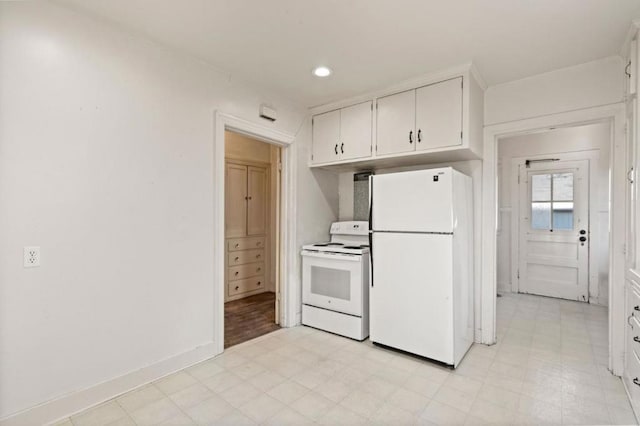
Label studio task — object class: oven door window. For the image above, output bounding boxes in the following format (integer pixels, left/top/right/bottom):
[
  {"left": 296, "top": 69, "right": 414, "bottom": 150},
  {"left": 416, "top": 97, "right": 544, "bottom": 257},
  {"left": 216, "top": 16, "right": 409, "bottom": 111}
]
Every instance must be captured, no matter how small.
[{"left": 310, "top": 266, "right": 351, "bottom": 301}]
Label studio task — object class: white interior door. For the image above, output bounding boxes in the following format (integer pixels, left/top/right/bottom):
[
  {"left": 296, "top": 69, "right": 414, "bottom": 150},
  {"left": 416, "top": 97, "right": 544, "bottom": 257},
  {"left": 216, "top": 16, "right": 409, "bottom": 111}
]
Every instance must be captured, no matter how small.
[
  {"left": 225, "top": 163, "right": 247, "bottom": 238},
  {"left": 247, "top": 166, "right": 267, "bottom": 236},
  {"left": 518, "top": 160, "right": 589, "bottom": 301}
]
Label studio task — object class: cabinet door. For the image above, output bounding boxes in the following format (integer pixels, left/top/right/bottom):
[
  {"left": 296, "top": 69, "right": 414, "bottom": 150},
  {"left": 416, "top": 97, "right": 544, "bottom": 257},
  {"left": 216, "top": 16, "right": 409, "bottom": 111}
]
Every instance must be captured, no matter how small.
[
  {"left": 226, "top": 164, "right": 247, "bottom": 238},
  {"left": 340, "top": 101, "right": 372, "bottom": 161},
  {"left": 247, "top": 166, "right": 267, "bottom": 236},
  {"left": 415, "top": 77, "right": 463, "bottom": 151},
  {"left": 376, "top": 89, "right": 416, "bottom": 156},
  {"left": 311, "top": 110, "right": 340, "bottom": 164}
]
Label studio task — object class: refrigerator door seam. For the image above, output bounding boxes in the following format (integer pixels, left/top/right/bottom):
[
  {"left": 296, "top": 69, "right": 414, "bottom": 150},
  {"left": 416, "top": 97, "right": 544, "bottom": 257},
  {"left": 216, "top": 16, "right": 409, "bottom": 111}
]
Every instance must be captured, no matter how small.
[{"left": 372, "top": 230, "right": 454, "bottom": 235}]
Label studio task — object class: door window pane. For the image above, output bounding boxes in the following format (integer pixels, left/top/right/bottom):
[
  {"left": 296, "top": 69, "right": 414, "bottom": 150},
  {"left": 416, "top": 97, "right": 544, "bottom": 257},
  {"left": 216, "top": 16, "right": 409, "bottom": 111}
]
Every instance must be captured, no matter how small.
[
  {"left": 532, "top": 202, "right": 551, "bottom": 230},
  {"left": 553, "top": 173, "right": 573, "bottom": 201},
  {"left": 529, "top": 171, "right": 575, "bottom": 231},
  {"left": 310, "top": 266, "right": 351, "bottom": 301},
  {"left": 531, "top": 174, "right": 551, "bottom": 201},
  {"left": 552, "top": 202, "right": 574, "bottom": 230}
]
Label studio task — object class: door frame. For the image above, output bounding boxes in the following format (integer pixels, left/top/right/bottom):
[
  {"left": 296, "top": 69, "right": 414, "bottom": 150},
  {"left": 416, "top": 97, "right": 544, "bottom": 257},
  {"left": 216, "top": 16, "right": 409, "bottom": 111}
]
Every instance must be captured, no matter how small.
[
  {"left": 213, "top": 111, "right": 297, "bottom": 355},
  {"left": 482, "top": 103, "right": 626, "bottom": 376},
  {"left": 511, "top": 152, "right": 599, "bottom": 301}
]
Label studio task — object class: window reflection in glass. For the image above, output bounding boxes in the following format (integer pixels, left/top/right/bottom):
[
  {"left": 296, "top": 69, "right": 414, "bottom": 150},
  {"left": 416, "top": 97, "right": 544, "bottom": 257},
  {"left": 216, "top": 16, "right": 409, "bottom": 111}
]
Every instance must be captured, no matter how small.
[
  {"left": 531, "top": 174, "right": 551, "bottom": 201},
  {"left": 552, "top": 202, "right": 574, "bottom": 230},
  {"left": 553, "top": 173, "right": 573, "bottom": 201}
]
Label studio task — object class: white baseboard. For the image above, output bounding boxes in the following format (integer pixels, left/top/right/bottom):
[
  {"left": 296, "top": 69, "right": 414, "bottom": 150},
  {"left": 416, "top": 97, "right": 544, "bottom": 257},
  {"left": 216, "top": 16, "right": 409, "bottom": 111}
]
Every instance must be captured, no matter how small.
[{"left": 1, "top": 342, "right": 218, "bottom": 426}]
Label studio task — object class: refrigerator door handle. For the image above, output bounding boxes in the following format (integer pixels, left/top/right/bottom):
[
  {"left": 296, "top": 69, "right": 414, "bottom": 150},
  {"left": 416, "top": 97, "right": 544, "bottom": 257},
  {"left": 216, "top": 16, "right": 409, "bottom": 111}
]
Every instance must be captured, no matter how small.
[{"left": 368, "top": 177, "right": 374, "bottom": 287}]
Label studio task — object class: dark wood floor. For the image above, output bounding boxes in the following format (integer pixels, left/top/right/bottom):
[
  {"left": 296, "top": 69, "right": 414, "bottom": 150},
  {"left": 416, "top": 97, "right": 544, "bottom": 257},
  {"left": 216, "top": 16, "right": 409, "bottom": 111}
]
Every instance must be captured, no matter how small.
[{"left": 224, "top": 291, "right": 280, "bottom": 348}]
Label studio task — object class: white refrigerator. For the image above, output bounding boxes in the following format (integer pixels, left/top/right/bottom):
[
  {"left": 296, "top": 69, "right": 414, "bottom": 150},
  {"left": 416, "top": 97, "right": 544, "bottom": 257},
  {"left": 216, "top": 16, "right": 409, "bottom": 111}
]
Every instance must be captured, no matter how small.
[{"left": 368, "top": 167, "right": 473, "bottom": 367}]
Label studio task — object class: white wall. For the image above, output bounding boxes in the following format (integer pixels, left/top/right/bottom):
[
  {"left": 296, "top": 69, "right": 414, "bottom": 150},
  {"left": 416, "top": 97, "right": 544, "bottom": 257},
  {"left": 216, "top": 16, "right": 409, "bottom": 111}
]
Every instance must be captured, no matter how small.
[
  {"left": 0, "top": 2, "right": 337, "bottom": 419},
  {"left": 497, "top": 123, "right": 611, "bottom": 304},
  {"left": 485, "top": 56, "right": 625, "bottom": 125},
  {"left": 338, "top": 160, "right": 483, "bottom": 340}
]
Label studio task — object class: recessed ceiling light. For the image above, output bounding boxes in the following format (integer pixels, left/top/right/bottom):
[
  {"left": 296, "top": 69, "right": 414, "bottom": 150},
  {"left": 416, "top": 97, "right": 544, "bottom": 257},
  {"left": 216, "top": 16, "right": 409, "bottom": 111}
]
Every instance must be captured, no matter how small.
[{"left": 313, "top": 66, "right": 332, "bottom": 78}]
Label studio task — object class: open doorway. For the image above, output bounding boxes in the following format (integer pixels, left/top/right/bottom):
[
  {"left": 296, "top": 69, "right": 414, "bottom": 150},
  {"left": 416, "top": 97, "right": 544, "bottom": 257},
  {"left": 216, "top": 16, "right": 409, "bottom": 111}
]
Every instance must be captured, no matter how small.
[
  {"left": 496, "top": 122, "right": 610, "bottom": 305},
  {"left": 223, "top": 130, "right": 282, "bottom": 348},
  {"left": 493, "top": 122, "right": 612, "bottom": 369}
]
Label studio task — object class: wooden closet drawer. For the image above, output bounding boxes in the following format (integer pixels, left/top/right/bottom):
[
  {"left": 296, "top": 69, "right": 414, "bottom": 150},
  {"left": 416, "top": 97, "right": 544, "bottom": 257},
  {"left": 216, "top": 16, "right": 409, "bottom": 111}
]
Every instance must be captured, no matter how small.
[
  {"left": 229, "top": 276, "right": 265, "bottom": 296},
  {"left": 228, "top": 237, "right": 265, "bottom": 252},
  {"left": 228, "top": 249, "right": 264, "bottom": 266},
  {"left": 229, "top": 263, "right": 265, "bottom": 281}
]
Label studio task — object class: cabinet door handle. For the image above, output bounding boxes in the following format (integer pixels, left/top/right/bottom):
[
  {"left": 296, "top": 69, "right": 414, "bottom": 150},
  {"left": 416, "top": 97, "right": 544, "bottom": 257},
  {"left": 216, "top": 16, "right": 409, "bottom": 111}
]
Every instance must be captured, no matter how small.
[
  {"left": 334, "top": 144, "right": 338, "bottom": 155},
  {"left": 634, "top": 378, "right": 640, "bottom": 387},
  {"left": 235, "top": 286, "right": 239, "bottom": 291},
  {"left": 234, "top": 243, "right": 239, "bottom": 248},
  {"left": 634, "top": 336, "right": 640, "bottom": 343},
  {"left": 417, "top": 129, "right": 422, "bottom": 143},
  {"left": 409, "top": 130, "right": 413, "bottom": 144},
  {"left": 256, "top": 254, "right": 261, "bottom": 259},
  {"left": 256, "top": 241, "right": 261, "bottom": 246},
  {"left": 341, "top": 143, "right": 344, "bottom": 154},
  {"left": 257, "top": 267, "right": 261, "bottom": 272},
  {"left": 234, "top": 271, "right": 239, "bottom": 276},
  {"left": 635, "top": 305, "right": 640, "bottom": 312},
  {"left": 234, "top": 257, "right": 239, "bottom": 262},
  {"left": 257, "top": 281, "right": 261, "bottom": 286}
]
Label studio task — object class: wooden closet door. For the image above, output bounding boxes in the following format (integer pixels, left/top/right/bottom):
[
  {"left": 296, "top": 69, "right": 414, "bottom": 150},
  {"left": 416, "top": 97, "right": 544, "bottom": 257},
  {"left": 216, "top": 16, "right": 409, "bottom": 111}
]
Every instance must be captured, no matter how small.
[
  {"left": 226, "top": 164, "right": 247, "bottom": 238},
  {"left": 247, "top": 166, "right": 267, "bottom": 236}
]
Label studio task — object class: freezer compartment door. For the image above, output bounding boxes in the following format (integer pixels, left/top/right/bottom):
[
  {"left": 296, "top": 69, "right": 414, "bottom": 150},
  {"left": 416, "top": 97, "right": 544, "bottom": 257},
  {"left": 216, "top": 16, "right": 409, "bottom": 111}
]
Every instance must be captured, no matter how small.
[
  {"left": 370, "top": 232, "right": 454, "bottom": 363},
  {"left": 371, "top": 169, "right": 453, "bottom": 233}
]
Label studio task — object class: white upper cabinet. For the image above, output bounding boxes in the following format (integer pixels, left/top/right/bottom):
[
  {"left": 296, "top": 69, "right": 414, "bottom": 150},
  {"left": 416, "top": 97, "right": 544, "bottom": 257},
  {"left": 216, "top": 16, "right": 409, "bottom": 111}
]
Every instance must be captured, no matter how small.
[
  {"left": 415, "top": 77, "right": 463, "bottom": 151},
  {"left": 376, "top": 90, "right": 416, "bottom": 156},
  {"left": 309, "top": 64, "right": 484, "bottom": 168},
  {"left": 311, "top": 101, "right": 372, "bottom": 165},
  {"left": 340, "top": 101, "right": 373, "bottom": 161},
  {"left": 311, "top": 109, "right": 341, "bottom": 164}
]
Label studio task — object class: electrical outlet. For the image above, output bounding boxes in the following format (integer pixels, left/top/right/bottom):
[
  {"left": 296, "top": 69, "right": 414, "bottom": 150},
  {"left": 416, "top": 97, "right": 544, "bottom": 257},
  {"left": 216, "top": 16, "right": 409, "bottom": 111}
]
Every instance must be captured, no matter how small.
[{"left": 24, "top": 246, "right": 40, "bottom": 268}]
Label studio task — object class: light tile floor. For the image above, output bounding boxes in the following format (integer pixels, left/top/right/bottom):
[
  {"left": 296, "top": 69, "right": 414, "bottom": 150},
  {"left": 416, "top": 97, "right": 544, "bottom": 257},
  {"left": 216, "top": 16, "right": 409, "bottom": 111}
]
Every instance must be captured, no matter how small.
[{"left": 57, "top": 293, "right": 636, "bottom": 425}]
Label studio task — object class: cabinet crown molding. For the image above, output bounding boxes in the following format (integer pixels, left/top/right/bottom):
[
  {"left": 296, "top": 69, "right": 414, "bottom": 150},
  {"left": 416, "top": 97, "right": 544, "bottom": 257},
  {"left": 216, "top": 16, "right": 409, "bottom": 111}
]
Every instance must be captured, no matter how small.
[{"left": 309, "top": 62, "right": 483, "bottom": 116}]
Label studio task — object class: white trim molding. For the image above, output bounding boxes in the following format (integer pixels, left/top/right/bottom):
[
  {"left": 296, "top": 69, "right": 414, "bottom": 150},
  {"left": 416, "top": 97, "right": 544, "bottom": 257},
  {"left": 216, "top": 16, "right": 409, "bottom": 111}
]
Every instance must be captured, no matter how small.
[
  {"left": 481, "top": 103, "right": 626, "bottom": 376},
  {"left": 0, "top": 343, "right": 217, "bottom": 426},
  {"left": 213, "top": 112, "right": 298, "bottom": 356}
]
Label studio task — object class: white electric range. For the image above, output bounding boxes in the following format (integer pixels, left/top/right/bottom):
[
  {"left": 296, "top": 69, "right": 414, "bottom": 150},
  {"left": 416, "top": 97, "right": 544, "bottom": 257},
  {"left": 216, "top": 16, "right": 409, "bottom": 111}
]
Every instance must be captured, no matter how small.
[{"left": 301, "top": 221, "right": 370, "bottom": 340}]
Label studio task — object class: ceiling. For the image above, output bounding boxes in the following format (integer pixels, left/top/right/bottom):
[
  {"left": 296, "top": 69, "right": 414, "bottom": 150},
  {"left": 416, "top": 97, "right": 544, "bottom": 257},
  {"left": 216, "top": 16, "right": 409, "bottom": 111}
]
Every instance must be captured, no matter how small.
[{"left": 58, "top": 0, "right": 640, "bottom": 107}]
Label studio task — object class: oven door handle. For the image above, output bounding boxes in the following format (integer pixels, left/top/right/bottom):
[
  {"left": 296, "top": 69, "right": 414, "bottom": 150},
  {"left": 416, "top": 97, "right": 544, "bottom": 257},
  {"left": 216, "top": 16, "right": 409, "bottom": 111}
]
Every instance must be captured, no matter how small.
[{"left": 300, "top": 251, "right": 362, "bottom": 261}]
